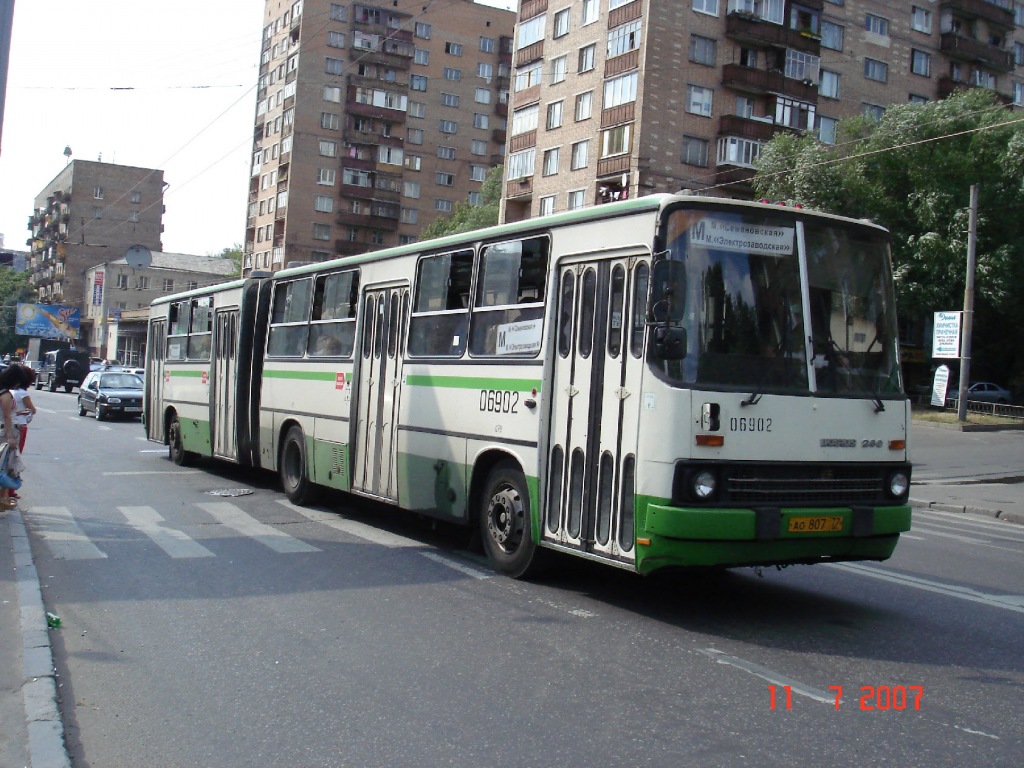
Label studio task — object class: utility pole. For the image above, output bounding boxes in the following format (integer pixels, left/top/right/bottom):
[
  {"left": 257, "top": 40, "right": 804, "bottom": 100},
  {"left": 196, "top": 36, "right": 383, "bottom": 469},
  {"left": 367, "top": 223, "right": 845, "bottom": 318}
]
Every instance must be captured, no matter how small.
[{"left": 957, "top": 184, "right": 978, "bottom": 422}]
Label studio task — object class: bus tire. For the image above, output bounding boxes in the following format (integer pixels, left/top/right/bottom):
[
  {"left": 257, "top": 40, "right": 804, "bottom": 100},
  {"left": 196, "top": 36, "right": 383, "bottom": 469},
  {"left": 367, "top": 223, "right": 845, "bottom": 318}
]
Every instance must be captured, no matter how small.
[
  {"left": 479, "top": 462, "right": 546, "bottom": 578},
  {"left": 280, "top": 425, "right": 318, "bottom": 505},
  {"left": 168, "top": 416, "right": 192, "bottom": 467}
]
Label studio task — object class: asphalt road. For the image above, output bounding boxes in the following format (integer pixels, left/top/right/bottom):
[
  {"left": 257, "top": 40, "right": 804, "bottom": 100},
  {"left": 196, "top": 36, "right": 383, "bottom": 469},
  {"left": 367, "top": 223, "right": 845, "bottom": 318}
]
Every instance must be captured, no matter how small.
[{"left": 16, "top": 389, "right": 1024, "bottom": 768}]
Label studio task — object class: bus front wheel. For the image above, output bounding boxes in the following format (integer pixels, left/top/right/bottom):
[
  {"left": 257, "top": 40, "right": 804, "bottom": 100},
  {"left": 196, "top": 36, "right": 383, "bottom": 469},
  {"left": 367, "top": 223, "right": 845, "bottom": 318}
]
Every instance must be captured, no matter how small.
[
  {"left": 280, "top": 426, "right": 317, "bottom": 505},
  {"left": 479, "top": 462, "right": 546, "bottom": 578},
  {"left": 168, "top": 416, "right": 192, "bottom": 466}
]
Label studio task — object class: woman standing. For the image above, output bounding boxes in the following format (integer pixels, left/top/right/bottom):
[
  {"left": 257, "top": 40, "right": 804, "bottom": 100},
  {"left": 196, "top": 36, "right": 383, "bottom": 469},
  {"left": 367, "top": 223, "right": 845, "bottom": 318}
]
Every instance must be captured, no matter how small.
[{"left": 0, "top": 364, "right": 25, "bottom": 509}]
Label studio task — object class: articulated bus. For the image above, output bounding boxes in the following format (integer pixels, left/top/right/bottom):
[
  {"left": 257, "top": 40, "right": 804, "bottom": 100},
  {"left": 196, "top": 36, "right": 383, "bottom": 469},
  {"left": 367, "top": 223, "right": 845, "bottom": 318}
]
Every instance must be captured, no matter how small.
[{"left": 145, "top": 194, "right": 911, "bottom": 577}]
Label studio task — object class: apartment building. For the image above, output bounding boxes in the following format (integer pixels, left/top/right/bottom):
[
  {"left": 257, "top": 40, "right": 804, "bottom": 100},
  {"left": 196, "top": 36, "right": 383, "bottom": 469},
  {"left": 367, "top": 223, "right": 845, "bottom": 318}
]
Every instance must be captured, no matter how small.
[
  {"left": 26, "top": 160, "right": 165, "bottom": 306},
  {"left": 501, "top": 0, "right": 1023, "bottom": 221},
  {"left": 245, "top": 0, "right": 517, "bottom": 276}
]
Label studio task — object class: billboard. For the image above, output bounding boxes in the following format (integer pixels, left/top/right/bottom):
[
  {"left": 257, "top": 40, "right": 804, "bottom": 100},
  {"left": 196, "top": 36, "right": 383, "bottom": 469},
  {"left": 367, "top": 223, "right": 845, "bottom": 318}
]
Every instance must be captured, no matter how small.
[{"left": 15, "top": 303, "right": 81, "bottom": 339}]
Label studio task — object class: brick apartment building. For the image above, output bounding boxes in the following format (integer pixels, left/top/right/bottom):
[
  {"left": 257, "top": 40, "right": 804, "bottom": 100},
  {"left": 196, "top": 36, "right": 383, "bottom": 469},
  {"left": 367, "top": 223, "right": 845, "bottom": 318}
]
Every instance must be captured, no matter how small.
[
  {"left": 26, "top": 160, "right": 166, "bottom": 306},
  {"left": 244, "top": 0, "right": 517, "bottom": 276},
  {"left": 501, "top": 0, "right": 1023, "bottom": 221}
]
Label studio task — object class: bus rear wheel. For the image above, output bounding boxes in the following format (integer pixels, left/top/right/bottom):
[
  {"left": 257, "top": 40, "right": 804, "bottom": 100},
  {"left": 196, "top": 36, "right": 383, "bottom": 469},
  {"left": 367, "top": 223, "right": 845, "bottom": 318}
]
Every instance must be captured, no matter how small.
[
  {"left": 479, "top": 462, "right": 546, "bottom": 578},
  {"left": 280, "top": 426, "right": 317, "bottom": 505},
  {"left": 168, "top": 416, "right": 192, "bottom": 466}
]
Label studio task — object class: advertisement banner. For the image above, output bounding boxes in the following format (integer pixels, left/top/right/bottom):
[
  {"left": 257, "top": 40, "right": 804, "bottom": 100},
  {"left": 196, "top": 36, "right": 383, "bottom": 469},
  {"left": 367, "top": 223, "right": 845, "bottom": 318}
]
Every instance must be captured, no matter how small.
[
  {"left": 15, "top": 303, "right": 81, "bottom": 339},
  {"left": 932, "top": 311, "right": 961, "bottom": 359}
]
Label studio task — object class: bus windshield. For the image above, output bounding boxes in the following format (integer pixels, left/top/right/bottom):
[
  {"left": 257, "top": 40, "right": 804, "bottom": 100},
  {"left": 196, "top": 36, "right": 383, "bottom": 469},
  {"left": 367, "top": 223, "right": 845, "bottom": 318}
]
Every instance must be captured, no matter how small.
[{"left": 656, "top": 207, "right": 902, "bottom": 397}]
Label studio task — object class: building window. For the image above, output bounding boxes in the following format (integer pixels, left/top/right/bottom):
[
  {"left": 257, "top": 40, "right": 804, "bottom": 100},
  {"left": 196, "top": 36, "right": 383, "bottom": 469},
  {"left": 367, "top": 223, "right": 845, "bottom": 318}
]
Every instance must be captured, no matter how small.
[
  {"left": 330, "top": 3, "right": 346, "bottom": 20},
  {"left": 508, "top": 148, "right": 536, "bottom": 179},
  {"left": 686, "top": 84, "right": 713, "bottom": 117},
  {"left": 1016, "top": 42, "right": 1024, "bottom": 68},
  {"left": 608, "top": 21, "right": 641, "bottom": 58},
  {"left": 321, "top": 112, "right": 340, "bottom": 130},
  {"left": 518, "top": 15, "right": 546, "bottom": 49},
  {"left": 680, "top": 135, "right": 708, "bottom": 167},
  {"left": 515, "top": 61, "right": 544, "bottom": 91},
  {"left": 1014, "top": 81, "right": 1024, "bottom": 106},
  {"left": 411, "top": 75, "right": 428, "bottom": 91},
  {"left": 314, "top": 195, "right": 334, "bottom": 213},
  {"left": 401, "top": 208, "right": 419, "bottom": 225},
  {"left": 600, "top": 124, "right": 631, "bottom": 158},
  {"left": 323, "top": 86, "right": 342, "bottom": 103},
  {"left": 689, "top": 35, "right": 716, "bottom": 66},
  {"left": 415, "top": 22, "right": 431, "bottom": 39},
  {"left": 327, "top": 31, "right": 346, "bottom": 48},
  {"left": 163, "top": 279, "right": 175, "bottom": 292},
  {"left": 567, "top": 189, "right": 585, "bottom": 210},
  {"left": 93, "top": 187, "right": 104, "bottom": 199},
  {"left": 911, "top": 7, "right": 931, "bottom": 33},
  {"left": 407, "top": 128, "right": 424, "bottom": 144},
  {"left": 480, "top": 36, "right": 495, "bottom": 53},
  {"left": 864, "top": 58, "right": 888, "bottom": 83},
  {"left": 821, "top": 21, "right": 843, "bottom": 51},
  {"left": 445, "top": 41, "right": 463, "bottom": 56},
  {"left": 406, "top": 154, "right": 422, "bottom": 171},
  {"left": 865, "top": 14, "right": 888, "bottom": 36},
  {"left": 404, "top": 181, "right": 421, "bottom": 198},
  {"left": 575, "top": 91, "right": 593, "bottom": 121},
  {"left": 477, "top": 62, "right": 493, "bottom": 79},
  {"left": 470, "top": 165, "right": 487, "bottom": 182},
  {"left": 436, "top": 172, "right": 455, "bottom": 186},
  {"left": 861, "top": 103, "right": 885, "bottom": 121},
  {"left": 512, "top": 104, "right": 539, "bottom": 135},
  {"left": 471, "top": 139, "right": 488, "bottom": 155},
  {"left": 547, "top": 100, "right": 564, "bottom": 129},
  {"left": 693, "top": 0, "right": 718, "bottom": 16},
  {"left": 437, "top": 146, "right": 456, "bottom": 160},
  {"left": 318, "top": 168, "right": 336, "bottom": 185},
  {"left": 819, "top": 70, "right": 840, "bottom": 99},
  {"left": 554, "top": 8, "right": 570, "bottom": 38},
  {"left": 473, "top": 113, "right": 489, "bottom": 129},
  {"left": 439, "top": 119, "right": 457, "bottom": 134},
  {"left": 130, "top": 192, "right": 141, "bottom": 204},
  {"left": 571, "top": 140, "right": 590, "bottom": 170},
  {"left": 604, "top": 72, "right": 637, "bottom": 108},
  {"left": 816, "top": 115, "right": 837, "bottom": 145},
  {"left": 551, "top": 55, "right": 567, "bottom": 85},
  {"left": 128, "top": 211, "right": 140, "bottom": 223},
  {"left": 435, "top": 199, "right": 453, "bottom": 213},
  {"left": 408, "top": 101, "right": 426, "bottom": 118},
  {"left": 582, "top": 0, "right": 599, "bottom": 24},
  {"left": 474, "top": 87, "right": 491, "bottom": 105},
  {"left": 325, "top": 57, "right": 344, "bottom": 75},
  {"left": 414, "top": 48, "right": 429, "bottom": 65},
  {"left": 443, "top": 67, "right": 462, "bottom": 81},
  {"left": 539, "top": 196, "right": 556, "bottom": 216},
  {"left": 441, "top": 92, "right": 459, "bottom": 108},
  {"left": 786, "top": 50, "right": 819, "bottom": 82},
  {"left": 579, "top": 44, "right": 596, "bottom": 73},
  {"left": 543, "top": 147, "right": 560, "bottom": 176},
  {"left": 117, "top": 274, "right": 129, "bottom": 290},
  {"left": 319, "top": 139, "right": 337, "bottom": 157},
  {"left": 911, "top": 50, "right": 931, "bottom": 77},
  {"left": 717, "top": 136, "right": 761, "bottom": 167},
  {"left": 313, "top": 223, "right": 331, "bottom": 241}
]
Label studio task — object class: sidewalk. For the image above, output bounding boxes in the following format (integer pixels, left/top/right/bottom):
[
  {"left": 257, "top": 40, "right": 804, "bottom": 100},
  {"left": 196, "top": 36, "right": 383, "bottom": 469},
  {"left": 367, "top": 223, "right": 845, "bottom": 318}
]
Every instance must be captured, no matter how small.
[{"left": 0, "top": 506, "right": 71, "bottom": 768}]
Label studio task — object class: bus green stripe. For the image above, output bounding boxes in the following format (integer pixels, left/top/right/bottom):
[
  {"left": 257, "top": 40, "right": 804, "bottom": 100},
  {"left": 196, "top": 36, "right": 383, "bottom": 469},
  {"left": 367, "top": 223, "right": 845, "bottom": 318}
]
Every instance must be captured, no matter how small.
[
  {"left": 405, "top": 374, "right": 541, "bottom": 391},
  {"left": 168, "top": 369, "right": 207, "bottom": 378},
  {"left": 263, "top": 370, "right": 352, "bottom": 382}
]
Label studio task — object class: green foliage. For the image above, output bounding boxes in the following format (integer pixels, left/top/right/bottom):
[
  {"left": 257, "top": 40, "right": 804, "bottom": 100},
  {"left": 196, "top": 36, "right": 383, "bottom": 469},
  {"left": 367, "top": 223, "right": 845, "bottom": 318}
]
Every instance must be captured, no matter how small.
[
  {"left": 419, "top": 165, "right": 503, "bottom": 240},
  {"left": 215, "top": 243, "right": 244, "bottom": 277},
  {"left": 0, "top": 269, "right": 42, "bottom": 356},
  {"left": 754, "top": 90, "right": 1024, "bottom": 390}
]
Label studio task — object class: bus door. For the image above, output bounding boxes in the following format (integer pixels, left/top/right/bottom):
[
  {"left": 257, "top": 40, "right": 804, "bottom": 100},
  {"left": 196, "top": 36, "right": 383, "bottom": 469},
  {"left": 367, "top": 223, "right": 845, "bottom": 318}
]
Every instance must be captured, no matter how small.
[
  {"left": 145, "top": 319, "right": 166, "bottom": 444},
  {"left": 546, "top": 255, "right": 649, "bottom": 563},
  {"left": 352, "top": 284, "right": 409, "bottom": 500},
  {"left": 211, "top": 309, "right": 239, "bottom": 460}
]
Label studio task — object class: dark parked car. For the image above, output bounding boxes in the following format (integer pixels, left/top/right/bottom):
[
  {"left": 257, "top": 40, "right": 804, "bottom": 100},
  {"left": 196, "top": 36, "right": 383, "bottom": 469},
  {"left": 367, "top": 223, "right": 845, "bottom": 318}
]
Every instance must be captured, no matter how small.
[
  {"left": 37, "top": 349, "right": 91, "bottom": 392},
  {"left": 77, "top": 371, "right": 144, "bottom": 420}
]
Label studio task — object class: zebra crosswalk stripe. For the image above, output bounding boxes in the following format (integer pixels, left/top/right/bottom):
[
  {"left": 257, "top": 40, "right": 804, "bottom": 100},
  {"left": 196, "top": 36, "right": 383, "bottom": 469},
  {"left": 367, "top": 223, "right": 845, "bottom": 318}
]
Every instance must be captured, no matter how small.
[
  {"left": 28, "top": 507, "right": 108, "bottom": 560},
  {"left": 118, "top": 506, "right": 215, "bottom": 559},
  {"left": 196, "top": 502, "right": 321, "bottom": 554}
]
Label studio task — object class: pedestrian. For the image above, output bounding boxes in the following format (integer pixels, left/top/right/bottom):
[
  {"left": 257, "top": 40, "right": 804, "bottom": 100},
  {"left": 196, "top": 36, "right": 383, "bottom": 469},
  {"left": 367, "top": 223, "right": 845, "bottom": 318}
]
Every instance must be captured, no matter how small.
[
  {"left": 9, "top": 366, "right": 36, "bottom": 501},
  {"left": 0, "top": 364, "right": 26, "bottom": 509}
]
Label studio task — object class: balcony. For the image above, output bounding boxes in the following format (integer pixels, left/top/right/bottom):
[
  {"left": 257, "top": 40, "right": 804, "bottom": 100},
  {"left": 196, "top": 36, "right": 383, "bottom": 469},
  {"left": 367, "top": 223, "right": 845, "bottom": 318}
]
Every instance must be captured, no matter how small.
[
  {"left": 520, "top": 0, "right": 548, "bottom": 20},
  {"left": 347, "top": 47, "right": 413, "bottom": 69},
  {"left": 722, "top": 64, "right": 818, "bottom": 102},
  {"left": 608, "top": 0, "right": 642, "bottom": 28},
  {"left": 718, "top": 113, "right": 790, "bottom": 142},
  {"left": 596, "top": 155, "right": 631, "bottom": 178},
  {"left": 516, "top": 41, "right": 544, "bottom": 68},
  {"left": 938, "top": 75, "right": 1013, "bottom": 103},
  {"left": 506, "top": 176, "right": 534, "bottom": 198},
  {"left": 940, "top": 0, "right": 1015, "bottom": 30},
  {"left": 726, "top": 12, "right": 821, "bottom": 55},
  {"left": 509, "top": 130, "right": 537, "bottom": 153},
  {"left": 335, "top": 239, "right": 367, "bottom": 256},
  {"left": 337, "top": 210, "right": 373, "bottom": 228},
  {"left": 605, "top": 49, "right": 639, "bottom": 79},
  {"left": 940, "top": 32, "right": 1013, "bottom": 71}
]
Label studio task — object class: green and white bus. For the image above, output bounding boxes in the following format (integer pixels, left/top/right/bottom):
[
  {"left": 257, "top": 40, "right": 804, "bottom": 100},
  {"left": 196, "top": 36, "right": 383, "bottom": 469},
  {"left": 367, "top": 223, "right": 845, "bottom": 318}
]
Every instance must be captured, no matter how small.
[{"left": 145, "top": 194, "right": 912, "bottom": 577}]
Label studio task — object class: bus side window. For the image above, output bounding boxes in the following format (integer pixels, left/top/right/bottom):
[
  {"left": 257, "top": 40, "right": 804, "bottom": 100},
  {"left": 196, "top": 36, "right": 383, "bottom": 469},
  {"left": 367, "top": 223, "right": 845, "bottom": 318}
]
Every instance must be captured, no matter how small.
[
  {"left": 469, "top": 236, "right": 548, "bottom": 357},
  {"left": 309, "top": 271, "right": 358, "bottom": 357},
  {"left": 267, "top": 278, "right": 312, "bottom": 357},
  {"left": 408, "top": 250, "right": 472, "bottom": 357}
]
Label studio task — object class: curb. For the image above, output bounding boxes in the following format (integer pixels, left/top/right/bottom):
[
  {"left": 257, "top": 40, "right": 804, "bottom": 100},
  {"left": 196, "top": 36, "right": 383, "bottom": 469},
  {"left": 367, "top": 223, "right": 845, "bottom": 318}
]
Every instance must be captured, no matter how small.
[
  {"left": 910, "top": 496, "right": 1024, "bottom": 525},
  {"left": 8, "top": 507, "right": 72, "bottom": 768},
  {"left": 911, "top": 418, "right": 1024, "bottom": 432}
]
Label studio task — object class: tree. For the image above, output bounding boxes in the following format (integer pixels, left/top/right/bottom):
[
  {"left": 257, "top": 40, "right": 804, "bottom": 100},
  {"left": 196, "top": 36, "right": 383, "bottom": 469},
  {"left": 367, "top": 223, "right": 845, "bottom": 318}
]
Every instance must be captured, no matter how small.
[
  {"left": 214, "top": 244, "right": 244, "bottom": 277},
  {"left": 0, "top": 269, "right": 41, "bottom": 357},
  {"left": 419, "top": 165, "right": 503, "bottom": 240},
  {"left": 754, "top": 90, "right": 1024, "bottom": 393}
]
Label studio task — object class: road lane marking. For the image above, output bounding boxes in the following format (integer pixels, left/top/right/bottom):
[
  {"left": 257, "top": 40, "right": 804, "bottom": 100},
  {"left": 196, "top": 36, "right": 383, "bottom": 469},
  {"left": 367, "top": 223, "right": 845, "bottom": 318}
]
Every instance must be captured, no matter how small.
[
  {"left": 279, "top": 500, "right": 422, "bottom": 548},
  {"left": 906, "top": 525, "right": 993, "bottom": 545},
  {"left": 103, "top": 470, "right": 202, "bottom": 476},
  {"left": 27, "top": 507, "right": 107, "bottom": 560},
  {"left": 699, "top": 649, "right": 834, "bottom": 704},
  {"left": 828, "top": 563, "right": 1024, "bottom": 614},
  {"left": 119, "top": 506, "right": 215, "bottom": 559},
  {"left": 419, "top": 551, "right": 492, "bottom": 579},
  {"left": 916, "top": 509, "right": 1024, "bottom": 535},
  {"left": 198, "top": 502, "right": 320, "bottom": 553}
]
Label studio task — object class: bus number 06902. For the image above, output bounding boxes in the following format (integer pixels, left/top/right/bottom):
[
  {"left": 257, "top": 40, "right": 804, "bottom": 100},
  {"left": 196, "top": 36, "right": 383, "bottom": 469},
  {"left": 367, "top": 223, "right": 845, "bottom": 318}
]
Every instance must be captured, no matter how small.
[{"left": 480, "top": 389, "right": 519, "bottom": 414}]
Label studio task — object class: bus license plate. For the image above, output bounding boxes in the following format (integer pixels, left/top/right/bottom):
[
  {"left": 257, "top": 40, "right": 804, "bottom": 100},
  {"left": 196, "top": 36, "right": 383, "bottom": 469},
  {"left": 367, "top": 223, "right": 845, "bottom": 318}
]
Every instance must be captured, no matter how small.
[{"left": 787, "top": 515, "right": 843, "bottom": 533}]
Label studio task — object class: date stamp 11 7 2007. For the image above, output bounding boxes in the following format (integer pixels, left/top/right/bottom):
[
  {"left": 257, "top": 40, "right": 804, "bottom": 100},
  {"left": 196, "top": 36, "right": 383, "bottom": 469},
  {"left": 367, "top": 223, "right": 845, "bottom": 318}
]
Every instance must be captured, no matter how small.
[{"left": 769, "top": 685, "right": 923, "bottom": 711}]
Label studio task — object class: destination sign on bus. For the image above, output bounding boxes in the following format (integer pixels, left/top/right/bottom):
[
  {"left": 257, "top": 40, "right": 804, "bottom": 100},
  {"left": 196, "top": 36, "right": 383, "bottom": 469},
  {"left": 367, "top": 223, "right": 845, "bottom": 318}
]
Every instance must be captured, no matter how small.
[
  {"left": 496, "top": 318, "right": 543, "bottom": 355},
  {"left": 689, "top": 219, "right": 794, "bottom": 256}
]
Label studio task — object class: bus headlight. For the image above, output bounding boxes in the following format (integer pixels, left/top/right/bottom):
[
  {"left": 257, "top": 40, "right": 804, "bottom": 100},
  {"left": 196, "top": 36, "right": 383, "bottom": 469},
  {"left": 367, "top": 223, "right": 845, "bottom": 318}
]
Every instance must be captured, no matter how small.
[
  {"left": 692, "top": 469, "right": 717, "bottom": 501},
  {"left": 888, "top": 471, "right": 909, "bottom": 498}
]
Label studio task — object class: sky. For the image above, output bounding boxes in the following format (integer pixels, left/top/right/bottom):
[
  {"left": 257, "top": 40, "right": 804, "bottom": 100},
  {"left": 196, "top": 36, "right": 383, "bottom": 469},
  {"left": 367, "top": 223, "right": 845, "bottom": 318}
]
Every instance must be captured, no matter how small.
[{"left": 0, "top": 0, "right": 514, "bottom": 257}]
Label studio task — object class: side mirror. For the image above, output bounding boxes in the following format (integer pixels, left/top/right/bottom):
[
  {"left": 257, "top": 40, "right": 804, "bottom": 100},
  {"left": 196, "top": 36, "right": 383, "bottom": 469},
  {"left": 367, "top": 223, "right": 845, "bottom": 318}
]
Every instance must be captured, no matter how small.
[{"left": 653, "top": 326, "right": 687, "bottom": 360}]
